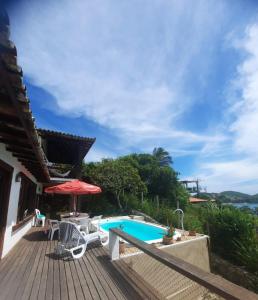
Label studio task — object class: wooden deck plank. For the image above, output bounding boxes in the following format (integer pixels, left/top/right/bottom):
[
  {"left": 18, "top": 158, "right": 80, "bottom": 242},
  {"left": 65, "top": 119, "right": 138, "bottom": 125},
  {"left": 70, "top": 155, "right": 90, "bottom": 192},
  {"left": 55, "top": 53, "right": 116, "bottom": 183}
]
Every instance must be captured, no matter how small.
[
  {"left": 88, "top": 245, "right": 126, "bottom": 300},
  {"left": 20, "top": 240, "right": 44, "bottom": 300},
  {"left": 69, "top": 259, "right": 85, "bottom": 300},
  {"left": 84, "top": 245, "right": 115, "bottom": 299},
  {"left": 74, "top": 259, "right": 93, "bottom": 300},
  {"left": 1, "top": 233, "right": 38, "bottom": 300},
  {"left": 37, "top": 239, "right": 51, "bottom": 300},
  {"left": 58, "top": 254, "right": 69, "bottom": 300},
  {"left": 13, "top": 230, "right": 44, "bottom": 300},
  {"left": 113, "top": 259, "right": 164, "bottom": 300},
  {"left": 0, "top": 234, "right": 30, "bottom": 287},
  {"left": 29, "top": 236, "right": 49, "bottom": 300},
  {"left": 45, "top": 236, "right": 55, "bottom": 300},
  {"left": 64, "top": 259, "right": 77, "bottom": 300},
  {"left": 92, "top": 246, "right": 135, "bottom": 300},
  {"left": 0, "top": 228, "right": 168, "bottom": 300},
  {"left": 0, "top": 234, "right": 27, "bottom": 276},
  {"left": 94, "top": 246, "right": 144, "bottom": 300},
  {"left": 81, "top": 249, "right": 109, "bottom": 299},
  {"left": 52, "top": 240, "right": 61, "bottom": 300},
  {"left": 75, "top": 254, "right": 101, "bottom": 300}
]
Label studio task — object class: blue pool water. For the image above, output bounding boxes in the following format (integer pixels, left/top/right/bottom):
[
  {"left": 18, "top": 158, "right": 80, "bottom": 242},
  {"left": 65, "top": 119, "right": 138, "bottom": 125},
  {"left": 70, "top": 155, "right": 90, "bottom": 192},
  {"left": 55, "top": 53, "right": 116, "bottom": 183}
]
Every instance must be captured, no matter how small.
[{"left": 100, "top": 219, "right": 166, "bottom": 242}]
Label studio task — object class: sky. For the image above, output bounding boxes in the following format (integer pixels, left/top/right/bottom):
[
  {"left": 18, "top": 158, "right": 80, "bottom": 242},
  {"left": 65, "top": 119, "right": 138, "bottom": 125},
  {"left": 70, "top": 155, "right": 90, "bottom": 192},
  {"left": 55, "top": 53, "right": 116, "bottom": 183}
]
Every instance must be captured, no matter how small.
[{"left": 5, "top": 0, "right": 258, "bottom": 194}]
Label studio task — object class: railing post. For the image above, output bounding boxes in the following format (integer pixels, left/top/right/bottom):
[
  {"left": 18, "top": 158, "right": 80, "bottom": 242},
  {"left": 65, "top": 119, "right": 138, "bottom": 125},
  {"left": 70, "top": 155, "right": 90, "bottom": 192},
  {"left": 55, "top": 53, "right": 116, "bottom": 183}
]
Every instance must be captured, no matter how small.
[{"left": 109, "top": 230, "right": 120, "bottom": 260}]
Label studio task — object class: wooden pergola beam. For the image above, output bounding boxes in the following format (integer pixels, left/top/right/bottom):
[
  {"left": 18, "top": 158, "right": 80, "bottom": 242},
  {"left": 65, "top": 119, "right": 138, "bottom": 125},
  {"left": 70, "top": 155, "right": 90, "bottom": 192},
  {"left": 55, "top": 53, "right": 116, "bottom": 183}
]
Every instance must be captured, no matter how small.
[
  {"left": 0, "top": 59, "right": 50, "bottom": 182},
  {"left": 13, "top": 153, "right": 36, "bottom": 160},
  {"left": 6, "top": 145, "right": 33, "bottom": 153},
  {"left": 0, "top": 103, "right": 16, "bottom": 118},
  {"left": 0, "top": 113, "right": 21, "bottom": 127},
  {"left": 0, "top": 138, "right": 31, "bottom": 148},
  {"left": 0, "top": 125, "right": 27, "bottom": 138},
  {"left": 0, "top": 120, "right": 25, "bottom": 131},
  {"left": 18, "top": 158, "right": 39, "bottom": 163},
  {"left": 0, "top": 132, "right": 28, "bottom": 144}
]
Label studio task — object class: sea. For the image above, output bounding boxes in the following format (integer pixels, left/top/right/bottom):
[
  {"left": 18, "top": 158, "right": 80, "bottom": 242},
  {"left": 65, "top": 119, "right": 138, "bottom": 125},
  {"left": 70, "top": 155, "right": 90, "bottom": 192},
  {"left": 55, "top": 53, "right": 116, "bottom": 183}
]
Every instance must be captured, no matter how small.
[{"left": 225, "top": 203, "right": 258, "bottom": 210}]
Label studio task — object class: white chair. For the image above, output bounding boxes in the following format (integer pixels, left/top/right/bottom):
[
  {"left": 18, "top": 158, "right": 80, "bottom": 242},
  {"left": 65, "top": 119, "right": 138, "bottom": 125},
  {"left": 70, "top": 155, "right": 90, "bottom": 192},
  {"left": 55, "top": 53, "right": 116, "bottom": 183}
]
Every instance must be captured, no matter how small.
[
  {"left": 77, "top": 218, "right": 91, "bottom": 234},
  {"left": 55, "top": 221, "right": 108, "bottom": 259},
  {"left": 35, "top": 209, "right": 46, "bottom": 227},
  {"left": 89, "top": 215, "right": 103, "bottom": 232},
  {"left": 48, "top": 219, "right": 60, "bottom": 240},
  {"left": 23, "top": 209, "right": 28, "bottom": 219}
]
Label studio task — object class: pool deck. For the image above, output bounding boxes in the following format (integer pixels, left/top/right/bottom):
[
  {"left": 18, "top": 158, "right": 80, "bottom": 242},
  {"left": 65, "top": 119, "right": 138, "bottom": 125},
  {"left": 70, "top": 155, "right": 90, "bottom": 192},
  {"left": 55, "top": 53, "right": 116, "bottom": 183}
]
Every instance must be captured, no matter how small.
[{"left": 0, "top": 227, "right": 161, "bottom": 300}]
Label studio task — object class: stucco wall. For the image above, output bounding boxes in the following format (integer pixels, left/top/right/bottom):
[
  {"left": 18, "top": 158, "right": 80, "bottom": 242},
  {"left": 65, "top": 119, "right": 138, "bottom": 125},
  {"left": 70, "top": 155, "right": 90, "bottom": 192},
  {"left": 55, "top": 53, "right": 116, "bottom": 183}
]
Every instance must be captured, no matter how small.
[
  {"left": 161, "top": 236, "right": 210, "bottom": 272},
  {"left": 122, "top": 236, "right": 210, "bottom": 299},
  {"left": 0, "top": 143, "right": 40, "bottom": 258}
]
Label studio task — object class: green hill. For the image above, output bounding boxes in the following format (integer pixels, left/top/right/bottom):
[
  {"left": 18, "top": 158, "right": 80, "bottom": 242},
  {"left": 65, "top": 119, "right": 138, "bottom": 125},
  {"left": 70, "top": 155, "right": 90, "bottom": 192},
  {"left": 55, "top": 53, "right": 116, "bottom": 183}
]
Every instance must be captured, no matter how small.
[{"left": 198, "top": 191, "right": 258, "bottom": 203}]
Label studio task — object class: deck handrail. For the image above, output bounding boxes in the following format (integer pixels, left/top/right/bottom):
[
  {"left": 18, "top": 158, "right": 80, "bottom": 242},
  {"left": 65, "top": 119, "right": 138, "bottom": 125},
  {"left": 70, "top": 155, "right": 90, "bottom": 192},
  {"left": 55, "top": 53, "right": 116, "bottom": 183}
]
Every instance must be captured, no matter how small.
[{"left": 110, "top": 228, "right": 258, "bottom": 300}]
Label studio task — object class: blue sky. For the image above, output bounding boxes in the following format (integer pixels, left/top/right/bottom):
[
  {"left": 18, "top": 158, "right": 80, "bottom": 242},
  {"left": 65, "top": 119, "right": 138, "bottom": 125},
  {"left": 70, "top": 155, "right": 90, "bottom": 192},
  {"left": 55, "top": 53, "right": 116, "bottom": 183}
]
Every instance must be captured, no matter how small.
[{"left": 7, "top": 0, "right": 258, "bottom": 193}]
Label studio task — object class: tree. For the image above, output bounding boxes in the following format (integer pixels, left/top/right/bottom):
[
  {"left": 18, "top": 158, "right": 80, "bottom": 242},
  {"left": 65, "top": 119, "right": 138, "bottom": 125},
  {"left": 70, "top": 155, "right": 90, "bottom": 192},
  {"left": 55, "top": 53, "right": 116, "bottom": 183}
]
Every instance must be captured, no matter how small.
[
  {"left": 86, "top": 159, "right": 146, "bottom": 209},
  {"left": 149, "top": 166, "right": 177, "bottom": 200},
  {"left": 152, "top": 147, "right": 173, "bottom": 166},
  {"left": 120, "top": 152, "right": 181, "bottom": 206},
  {"left": 121, "top": 153, "right": 158, "bottom": 187}
]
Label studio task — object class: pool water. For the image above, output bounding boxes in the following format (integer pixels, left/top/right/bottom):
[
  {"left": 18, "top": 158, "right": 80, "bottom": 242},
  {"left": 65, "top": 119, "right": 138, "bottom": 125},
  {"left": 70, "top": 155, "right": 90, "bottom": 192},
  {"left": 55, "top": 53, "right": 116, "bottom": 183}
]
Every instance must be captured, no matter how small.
[{"left": 100, "top": 219, "right": 167, "bottom": 242}]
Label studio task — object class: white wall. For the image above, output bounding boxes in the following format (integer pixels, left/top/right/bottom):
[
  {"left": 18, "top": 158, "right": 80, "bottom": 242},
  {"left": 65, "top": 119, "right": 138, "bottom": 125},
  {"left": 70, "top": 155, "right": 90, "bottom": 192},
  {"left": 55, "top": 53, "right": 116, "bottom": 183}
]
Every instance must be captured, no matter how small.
[{"left": 0, "top": 143, "right": 40, "bottom": 258}]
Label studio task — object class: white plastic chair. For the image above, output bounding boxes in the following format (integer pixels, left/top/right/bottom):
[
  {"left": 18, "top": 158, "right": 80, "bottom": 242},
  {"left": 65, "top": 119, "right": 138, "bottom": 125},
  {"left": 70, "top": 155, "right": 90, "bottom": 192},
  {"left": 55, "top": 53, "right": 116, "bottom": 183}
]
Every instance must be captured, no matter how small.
[
  {"left": 35, "top": 209, "right": 46, "bottom": 227},
  {"left": 48, "top": 219, "right": 60, "bottom": 240},
  {"left": 89, "top": 215, "right": 103, "bottom": 232},
  {"left": 55, "top": 221, "right": 108, "bottom": 259},
  {"left": 77, "top": 217, "right": 91, "bottom": 234}
]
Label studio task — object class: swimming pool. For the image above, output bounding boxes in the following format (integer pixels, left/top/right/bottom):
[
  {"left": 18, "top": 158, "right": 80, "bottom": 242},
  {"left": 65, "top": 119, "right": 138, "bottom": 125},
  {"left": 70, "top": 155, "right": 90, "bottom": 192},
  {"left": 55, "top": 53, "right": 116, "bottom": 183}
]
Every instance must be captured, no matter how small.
[{"left": 99, "top": 218, "right": 168, "bottom": 243}]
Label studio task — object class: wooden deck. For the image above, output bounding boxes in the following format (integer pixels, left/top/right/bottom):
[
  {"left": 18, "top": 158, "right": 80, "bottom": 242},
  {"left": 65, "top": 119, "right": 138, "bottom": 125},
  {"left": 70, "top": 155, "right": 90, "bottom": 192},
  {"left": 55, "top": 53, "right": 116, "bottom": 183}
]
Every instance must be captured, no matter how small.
[{"left": 0, "top": 228, "right": 159, "bottom": 300}]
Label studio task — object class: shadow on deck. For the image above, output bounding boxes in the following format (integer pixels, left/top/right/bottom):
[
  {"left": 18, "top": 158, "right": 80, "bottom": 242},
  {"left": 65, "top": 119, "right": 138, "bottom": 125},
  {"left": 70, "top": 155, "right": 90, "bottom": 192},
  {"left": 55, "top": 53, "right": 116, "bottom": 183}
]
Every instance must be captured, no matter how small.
[{"left": 0, "top": 227, "right": 156, "bottom": 300}]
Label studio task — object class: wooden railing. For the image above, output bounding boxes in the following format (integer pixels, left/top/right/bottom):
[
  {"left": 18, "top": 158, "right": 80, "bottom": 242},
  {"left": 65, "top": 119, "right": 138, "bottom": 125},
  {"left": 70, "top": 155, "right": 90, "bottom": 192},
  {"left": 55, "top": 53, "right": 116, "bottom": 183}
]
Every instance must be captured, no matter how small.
[{"left": 110, "top": 228, "right": 258, "bottom": 300}]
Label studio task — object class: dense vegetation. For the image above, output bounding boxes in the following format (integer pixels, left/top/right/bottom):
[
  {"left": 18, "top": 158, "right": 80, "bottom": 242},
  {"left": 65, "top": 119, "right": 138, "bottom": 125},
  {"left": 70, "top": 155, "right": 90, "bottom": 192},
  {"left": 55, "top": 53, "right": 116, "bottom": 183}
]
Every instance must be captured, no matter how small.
[
  {"left": 41, "top": 147, "right": 258, "bottom": 280},
  {"left": 79, "top": 148, "right": 258, "bottom": 275},
  {"left": 81, "top": 148, "right": 189, "bottom": 213}
]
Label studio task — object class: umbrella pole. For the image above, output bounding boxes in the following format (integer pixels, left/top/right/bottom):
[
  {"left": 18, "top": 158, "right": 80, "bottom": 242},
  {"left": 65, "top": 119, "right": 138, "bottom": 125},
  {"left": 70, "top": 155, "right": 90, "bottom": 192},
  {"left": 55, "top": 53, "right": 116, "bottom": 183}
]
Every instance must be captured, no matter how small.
[{"left": 72, "top": 194, "right": 77, "bottom": 215}]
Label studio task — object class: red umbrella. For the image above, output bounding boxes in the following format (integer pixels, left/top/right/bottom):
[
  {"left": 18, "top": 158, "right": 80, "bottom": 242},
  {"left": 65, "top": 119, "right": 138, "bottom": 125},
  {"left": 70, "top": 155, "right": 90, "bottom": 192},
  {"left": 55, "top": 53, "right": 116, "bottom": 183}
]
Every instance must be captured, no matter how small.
[{"left": 45, "top": 179, "right": 102, "bottom": 213}]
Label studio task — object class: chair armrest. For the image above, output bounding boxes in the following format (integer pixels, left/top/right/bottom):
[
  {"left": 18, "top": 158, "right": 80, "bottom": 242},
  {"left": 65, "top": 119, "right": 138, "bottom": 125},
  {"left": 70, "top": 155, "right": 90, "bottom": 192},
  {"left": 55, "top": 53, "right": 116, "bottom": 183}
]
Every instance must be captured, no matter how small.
[{"left": 81, "top": 231, "right": 87, "bottom": 238}]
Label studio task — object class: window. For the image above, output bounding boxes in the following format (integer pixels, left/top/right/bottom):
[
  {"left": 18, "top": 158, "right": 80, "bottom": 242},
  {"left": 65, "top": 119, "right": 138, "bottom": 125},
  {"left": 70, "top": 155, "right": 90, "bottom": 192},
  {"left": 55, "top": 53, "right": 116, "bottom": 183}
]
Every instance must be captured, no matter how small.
[{"left": 16, "top": 174, "right": 37, "bottom": 223}]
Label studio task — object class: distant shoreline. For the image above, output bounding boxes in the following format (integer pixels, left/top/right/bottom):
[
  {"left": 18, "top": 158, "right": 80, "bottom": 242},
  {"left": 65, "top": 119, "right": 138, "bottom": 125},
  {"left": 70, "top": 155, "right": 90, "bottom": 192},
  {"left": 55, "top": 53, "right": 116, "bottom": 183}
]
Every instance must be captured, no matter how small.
[
  {"left": 222, "top": 201, "right": 258, "bottom": 204},
  {"left": 223, "top": 203, "right": 258, "bottom": 210}
]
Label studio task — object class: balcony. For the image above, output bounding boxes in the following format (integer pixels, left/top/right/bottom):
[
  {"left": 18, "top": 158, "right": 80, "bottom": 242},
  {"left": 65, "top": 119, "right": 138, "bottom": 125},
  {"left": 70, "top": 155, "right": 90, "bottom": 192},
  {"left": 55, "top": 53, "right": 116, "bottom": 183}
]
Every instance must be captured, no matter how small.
[{"left": 0, "top": 227, "right": 257, "bottom": 300}]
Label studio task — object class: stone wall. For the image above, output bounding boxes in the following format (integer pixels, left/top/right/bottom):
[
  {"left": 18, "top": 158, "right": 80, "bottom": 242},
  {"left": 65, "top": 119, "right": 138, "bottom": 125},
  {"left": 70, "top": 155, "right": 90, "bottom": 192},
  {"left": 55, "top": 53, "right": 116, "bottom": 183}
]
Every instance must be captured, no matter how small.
[{"left": 210, "top": 253, "right": 258, "bottom": 293}]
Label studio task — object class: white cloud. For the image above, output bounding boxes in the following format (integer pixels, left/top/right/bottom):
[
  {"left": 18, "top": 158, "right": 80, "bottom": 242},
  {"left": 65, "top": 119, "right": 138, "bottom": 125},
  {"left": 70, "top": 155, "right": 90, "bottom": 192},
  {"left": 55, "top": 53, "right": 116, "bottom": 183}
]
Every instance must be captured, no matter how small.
[
  {"left": 10, "top": 0, "right": 226, "bottom": 150},
  {"left": 230, "top": 24, "right": 258, "bottom": 155},
  {"left": 198, "top": 159, "right": 258, "bottom": 194},
  {"left": 10, "top": 0, "right": 258, "bottom": 193},
  {"left": 196, "top": 22, "right": 258, "bottom": 193},
  {"left": 84, "top": 146, "right": 115, "bottom": 162}
]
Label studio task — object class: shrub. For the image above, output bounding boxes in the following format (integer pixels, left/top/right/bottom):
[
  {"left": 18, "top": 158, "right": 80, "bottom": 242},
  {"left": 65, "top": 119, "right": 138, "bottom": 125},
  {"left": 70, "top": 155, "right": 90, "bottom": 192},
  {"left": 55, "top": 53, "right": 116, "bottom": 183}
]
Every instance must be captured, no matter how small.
[
  {"left": 233, "top": 239, "right": 258, "bottom": 273},
  {"left": 183, "top": 214, "right": 203, "bottom": 233},
  {"left": 121, "top": 194, "right": 140, "bottom": 210},
  {"left": 204, "top": 206, "right": 257, "bottom": 264}
]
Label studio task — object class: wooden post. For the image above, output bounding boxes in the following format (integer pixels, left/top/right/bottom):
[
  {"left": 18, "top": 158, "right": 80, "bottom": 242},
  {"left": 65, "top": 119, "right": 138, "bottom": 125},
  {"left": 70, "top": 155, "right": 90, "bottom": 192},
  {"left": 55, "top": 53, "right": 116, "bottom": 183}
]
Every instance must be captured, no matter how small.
[{"left": 197, "top": 179, "right": 200, "bottom": 197}]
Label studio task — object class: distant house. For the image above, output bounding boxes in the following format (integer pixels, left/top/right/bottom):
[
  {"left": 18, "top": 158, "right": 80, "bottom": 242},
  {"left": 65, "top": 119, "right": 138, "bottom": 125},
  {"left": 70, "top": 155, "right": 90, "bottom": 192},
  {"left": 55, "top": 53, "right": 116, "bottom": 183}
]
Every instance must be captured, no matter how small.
[
  {"left": 0, "top": 11, "right": 95, "bottom": 258},
  {"left": 189, "top": 197, "right": 215, "bottom": 203}
]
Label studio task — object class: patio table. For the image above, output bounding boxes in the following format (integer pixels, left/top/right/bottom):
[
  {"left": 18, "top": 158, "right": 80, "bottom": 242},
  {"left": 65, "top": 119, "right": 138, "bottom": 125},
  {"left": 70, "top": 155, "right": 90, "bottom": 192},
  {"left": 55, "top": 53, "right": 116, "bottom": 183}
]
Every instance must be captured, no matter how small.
[{"left": 60, "top": 212, "right": 89, "bottom": 224}]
